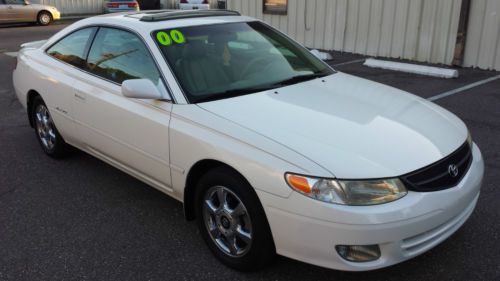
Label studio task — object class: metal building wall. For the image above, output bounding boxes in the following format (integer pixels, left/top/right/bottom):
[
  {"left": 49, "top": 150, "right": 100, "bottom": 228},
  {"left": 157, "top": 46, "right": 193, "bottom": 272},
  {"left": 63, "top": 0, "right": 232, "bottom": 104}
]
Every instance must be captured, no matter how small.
[
  {"left": 32, "top": 0, "right": 104, "bottom": 15},
  {"left": 228, "top": 0, "right": 463, "bottom": 65},
  {"left": 463, "top": 0, "right": 500, "bottom": 70}
]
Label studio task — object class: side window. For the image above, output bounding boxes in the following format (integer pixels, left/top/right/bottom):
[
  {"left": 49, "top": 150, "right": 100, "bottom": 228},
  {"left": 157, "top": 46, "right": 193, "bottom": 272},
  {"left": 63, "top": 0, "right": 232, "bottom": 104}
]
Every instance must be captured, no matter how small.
[
  {"left": 86, "top": 28, "right": 161, "bottom": 85},
  {"left": 5, "top": 0, "right": 25, "bottom": 4},
  {"left": 47, "top": 28, "right": 96, "bottom": 68}
]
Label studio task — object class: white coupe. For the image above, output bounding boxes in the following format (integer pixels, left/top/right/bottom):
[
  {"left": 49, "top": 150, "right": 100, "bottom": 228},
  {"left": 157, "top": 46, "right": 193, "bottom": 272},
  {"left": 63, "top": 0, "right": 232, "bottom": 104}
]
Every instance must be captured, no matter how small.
[{"left": 13, "top": 10, "right": 484, "bottom": 271}]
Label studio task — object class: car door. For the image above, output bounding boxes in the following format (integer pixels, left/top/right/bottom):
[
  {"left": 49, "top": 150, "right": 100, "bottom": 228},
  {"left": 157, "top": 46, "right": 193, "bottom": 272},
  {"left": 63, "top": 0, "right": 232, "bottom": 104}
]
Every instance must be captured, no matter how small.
[
  {"left": 73, "top": 27, "right": 173, "bottom": 192},
  {"left": 5, "top": 0, "right": 34, "bottom": 22}
]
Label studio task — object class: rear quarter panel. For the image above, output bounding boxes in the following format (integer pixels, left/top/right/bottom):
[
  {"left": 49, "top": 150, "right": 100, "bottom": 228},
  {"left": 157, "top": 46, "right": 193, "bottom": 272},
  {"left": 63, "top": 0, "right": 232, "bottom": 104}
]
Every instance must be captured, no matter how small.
[{"left": 14, "top": 48, "right": 77, "bottom": 143}]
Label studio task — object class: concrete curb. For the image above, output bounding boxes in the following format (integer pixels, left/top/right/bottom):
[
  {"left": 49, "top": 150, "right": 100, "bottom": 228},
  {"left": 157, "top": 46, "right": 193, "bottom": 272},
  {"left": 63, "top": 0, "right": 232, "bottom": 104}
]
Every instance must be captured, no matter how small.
[{"left": 363, "top": 58, "right": 459, "bottom": 79}]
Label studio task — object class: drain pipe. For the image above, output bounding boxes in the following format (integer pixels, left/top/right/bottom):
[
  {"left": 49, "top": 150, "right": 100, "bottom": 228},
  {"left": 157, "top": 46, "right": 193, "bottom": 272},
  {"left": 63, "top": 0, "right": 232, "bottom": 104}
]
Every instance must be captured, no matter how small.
[{"left": 452, "top": 0, "right": 471, "bottom": 66}]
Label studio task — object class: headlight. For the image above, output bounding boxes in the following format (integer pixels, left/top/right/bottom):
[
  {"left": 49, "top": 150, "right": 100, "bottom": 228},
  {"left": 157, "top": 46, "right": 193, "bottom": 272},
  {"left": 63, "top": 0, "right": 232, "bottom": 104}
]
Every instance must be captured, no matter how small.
[{"left": 285, "top": 173, "right": 407, "bottom": 205}]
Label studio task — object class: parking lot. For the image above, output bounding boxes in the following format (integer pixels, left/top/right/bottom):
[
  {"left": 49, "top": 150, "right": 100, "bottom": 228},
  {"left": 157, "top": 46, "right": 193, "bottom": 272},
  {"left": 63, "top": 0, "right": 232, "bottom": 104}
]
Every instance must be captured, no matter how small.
[{"left": 0, "top": 23, "right": 499, "bottom": 281}]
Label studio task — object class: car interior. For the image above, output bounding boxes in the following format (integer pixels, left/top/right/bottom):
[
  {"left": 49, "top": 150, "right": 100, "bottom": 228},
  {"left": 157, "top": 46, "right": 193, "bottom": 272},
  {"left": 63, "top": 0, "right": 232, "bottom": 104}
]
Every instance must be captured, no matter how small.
[{"left": 164, "top": 24, "right": 304, "bottom": 99}]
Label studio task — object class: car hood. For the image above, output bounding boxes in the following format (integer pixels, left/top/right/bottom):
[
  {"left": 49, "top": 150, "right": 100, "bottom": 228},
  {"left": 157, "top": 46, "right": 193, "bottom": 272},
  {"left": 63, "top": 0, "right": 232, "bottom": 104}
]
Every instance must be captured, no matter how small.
[{"left": 198, "top": 72, "right": 468, "bottom": 179}]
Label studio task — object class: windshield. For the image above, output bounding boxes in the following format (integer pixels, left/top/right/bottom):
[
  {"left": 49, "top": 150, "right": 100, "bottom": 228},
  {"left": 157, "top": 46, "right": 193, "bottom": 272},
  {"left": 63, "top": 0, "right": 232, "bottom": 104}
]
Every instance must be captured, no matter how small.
[{"left": 153, "top": 21, "right": 335, "bottom": 103}]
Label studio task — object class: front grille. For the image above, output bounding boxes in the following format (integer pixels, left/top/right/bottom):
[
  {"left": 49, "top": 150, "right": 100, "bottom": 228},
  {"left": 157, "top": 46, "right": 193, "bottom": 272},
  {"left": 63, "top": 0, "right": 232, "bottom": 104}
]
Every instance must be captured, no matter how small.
[{"left": 401, "top": 141, "right": 472, "bottom": 192}]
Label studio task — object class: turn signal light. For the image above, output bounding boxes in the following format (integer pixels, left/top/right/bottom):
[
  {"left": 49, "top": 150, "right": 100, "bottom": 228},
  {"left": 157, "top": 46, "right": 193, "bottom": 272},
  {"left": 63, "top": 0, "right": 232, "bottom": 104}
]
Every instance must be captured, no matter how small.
[{"left": 286, "top": 174, "right": 311, "bottom": 193}]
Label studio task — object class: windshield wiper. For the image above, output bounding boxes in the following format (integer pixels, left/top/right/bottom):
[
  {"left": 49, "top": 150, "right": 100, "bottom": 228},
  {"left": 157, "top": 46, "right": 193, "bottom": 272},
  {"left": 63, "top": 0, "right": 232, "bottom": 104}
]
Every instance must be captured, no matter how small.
[
  {"left": 193, "top": 73, "right": 328, "bottom": 103},
  {"left": 271, "top": 73, "right": 327, "bottom": 87},
  {"left": 194, "top": 85, "right": 277, "bottom": 103}
]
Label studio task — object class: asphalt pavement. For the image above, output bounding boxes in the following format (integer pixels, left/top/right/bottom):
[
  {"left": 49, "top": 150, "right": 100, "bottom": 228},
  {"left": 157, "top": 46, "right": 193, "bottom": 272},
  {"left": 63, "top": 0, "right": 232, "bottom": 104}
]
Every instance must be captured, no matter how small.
[{"left": 0, "top": 23, "right": 499, "bottom": 281}]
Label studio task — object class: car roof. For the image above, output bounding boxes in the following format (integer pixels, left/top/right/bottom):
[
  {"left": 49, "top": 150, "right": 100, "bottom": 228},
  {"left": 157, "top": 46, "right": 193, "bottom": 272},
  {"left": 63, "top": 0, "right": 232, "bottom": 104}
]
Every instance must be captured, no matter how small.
[
  {"left": 130, "top": 10, "right": 241, "bottom": 22},
  {"left": 75, "top": 10, "right": 256, "bottom": 32}
]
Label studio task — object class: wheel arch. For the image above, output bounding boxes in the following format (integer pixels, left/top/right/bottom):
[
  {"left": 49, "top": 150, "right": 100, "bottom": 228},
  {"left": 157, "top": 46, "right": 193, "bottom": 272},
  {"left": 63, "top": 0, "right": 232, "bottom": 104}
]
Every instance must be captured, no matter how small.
[
  {"left": 26, "top": 90, "right": 41, "bottom": 128},
  {"left": 183, "top": 159, "right": 251, "bottom": 221},
  {"left": 37, "top": 10, "right": 52, "bottom": 18}
]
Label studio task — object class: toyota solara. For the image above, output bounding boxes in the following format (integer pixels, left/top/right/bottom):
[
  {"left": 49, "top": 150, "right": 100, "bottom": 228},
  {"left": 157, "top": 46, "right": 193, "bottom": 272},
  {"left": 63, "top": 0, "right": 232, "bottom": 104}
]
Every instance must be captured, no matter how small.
[{"left": 13, "top": 10, "right": 484, "bottom": 271}]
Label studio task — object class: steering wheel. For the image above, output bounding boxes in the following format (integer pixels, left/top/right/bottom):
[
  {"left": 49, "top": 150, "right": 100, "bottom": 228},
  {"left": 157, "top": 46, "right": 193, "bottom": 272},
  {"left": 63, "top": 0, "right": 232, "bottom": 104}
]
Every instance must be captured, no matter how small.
[{"left": 239, "top": 56, "right": 274, "bottom": 79}]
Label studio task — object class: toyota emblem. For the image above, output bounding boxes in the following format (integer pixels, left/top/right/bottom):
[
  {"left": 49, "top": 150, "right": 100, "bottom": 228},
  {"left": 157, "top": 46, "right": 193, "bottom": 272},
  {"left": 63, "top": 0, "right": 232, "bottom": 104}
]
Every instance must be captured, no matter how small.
[{"left": 448, "top": 164, "right": 459, "bottom": 178}]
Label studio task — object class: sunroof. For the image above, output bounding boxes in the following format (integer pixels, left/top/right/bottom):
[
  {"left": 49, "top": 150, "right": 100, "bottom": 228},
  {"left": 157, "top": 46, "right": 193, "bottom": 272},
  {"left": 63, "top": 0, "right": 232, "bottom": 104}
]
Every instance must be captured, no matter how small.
[{"left": 126, "top": 10, "right": 241, "bottom": 22}]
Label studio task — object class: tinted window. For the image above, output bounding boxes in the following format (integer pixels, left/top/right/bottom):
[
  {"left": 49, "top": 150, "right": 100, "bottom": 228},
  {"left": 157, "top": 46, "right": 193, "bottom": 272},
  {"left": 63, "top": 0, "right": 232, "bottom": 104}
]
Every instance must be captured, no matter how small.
[
  {"left": 86, "top": 28, "right": 160, "bottom": 85},
  {"left": 5, "top": 0, "right": 25, "bottom": 4},
  {"left": 47, "top": 28, "right": 96, "bottom": 68}
]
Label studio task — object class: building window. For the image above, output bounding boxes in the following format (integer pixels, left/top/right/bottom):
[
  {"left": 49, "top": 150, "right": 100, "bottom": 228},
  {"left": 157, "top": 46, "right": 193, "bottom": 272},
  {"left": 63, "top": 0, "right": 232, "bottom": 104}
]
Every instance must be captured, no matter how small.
[{"left": 263, "top": 0, "right": 287, "bottom": 15}]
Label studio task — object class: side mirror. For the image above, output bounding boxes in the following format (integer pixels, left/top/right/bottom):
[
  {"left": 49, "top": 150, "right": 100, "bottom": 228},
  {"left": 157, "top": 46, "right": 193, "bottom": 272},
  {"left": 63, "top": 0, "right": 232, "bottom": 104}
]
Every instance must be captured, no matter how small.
[
  {"left": 24, "top": 0, "right": 30, "bottom": 5},
  {"left": 121, "top": 79, "right": 164, "bottom": 100}
]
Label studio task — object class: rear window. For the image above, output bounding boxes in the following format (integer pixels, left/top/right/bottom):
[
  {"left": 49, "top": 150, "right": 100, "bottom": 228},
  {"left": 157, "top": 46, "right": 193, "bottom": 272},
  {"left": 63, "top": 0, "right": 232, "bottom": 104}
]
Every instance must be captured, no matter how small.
[{"left": 46, "top": 28, "right": 96, "bottom": 68}]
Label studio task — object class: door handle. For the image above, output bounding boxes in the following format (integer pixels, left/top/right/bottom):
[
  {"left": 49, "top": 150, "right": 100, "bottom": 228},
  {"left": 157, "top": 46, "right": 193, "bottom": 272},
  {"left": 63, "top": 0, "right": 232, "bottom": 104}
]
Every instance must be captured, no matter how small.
[{"left": 8, "top": 6, "right": 13, "bottom": 9}]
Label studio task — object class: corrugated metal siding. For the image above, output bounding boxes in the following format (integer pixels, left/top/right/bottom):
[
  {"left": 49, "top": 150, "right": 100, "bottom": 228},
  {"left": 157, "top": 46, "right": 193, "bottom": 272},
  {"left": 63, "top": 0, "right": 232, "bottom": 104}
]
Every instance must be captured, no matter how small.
[
  {"left": 32, "top": 0, "right": 104, "bottom": 15},
  {"left": 228, "top": 0, "right": 462, "bottom": 65},
  {"left": 463, "top": 0, "right": 500, "bottom": 70}
]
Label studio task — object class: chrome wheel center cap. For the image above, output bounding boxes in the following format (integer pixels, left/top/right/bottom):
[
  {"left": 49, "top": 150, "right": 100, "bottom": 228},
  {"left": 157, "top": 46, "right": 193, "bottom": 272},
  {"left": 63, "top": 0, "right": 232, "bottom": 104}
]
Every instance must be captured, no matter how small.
[
  {"left": 221, "top": 216, "right": 231, "bottom": 229},
  {"left": 216, "top": 211, "right": 234, "bottom": 234}
]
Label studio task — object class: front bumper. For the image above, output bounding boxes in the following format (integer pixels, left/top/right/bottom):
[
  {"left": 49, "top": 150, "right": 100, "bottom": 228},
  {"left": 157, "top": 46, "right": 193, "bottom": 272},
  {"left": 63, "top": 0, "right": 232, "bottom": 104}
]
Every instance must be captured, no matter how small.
[
  {"left": 104, "top": 7, "right": 140, "bottom": 13},
  {"left": 51, "top": 10, "right": 61, "bottom": 20},
  {"left": 257, "top": 143, "right": 484, "bottom": 271}
]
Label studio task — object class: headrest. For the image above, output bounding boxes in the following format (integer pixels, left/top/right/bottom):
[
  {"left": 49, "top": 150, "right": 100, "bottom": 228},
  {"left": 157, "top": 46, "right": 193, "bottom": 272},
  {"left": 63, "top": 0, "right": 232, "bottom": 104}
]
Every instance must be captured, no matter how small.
[
  {"left": 182, "top": 40, "right": 207, "bottom": 59},
  {"left": 208, "top": 32, "right": 237, "bottom": 44}
]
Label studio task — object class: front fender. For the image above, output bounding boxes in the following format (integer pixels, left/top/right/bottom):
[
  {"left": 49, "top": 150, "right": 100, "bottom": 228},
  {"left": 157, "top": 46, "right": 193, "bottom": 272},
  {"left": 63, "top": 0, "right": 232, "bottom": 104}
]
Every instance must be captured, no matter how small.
[{"left": 169, "top": 104, "right": 334, "bottom": 201}]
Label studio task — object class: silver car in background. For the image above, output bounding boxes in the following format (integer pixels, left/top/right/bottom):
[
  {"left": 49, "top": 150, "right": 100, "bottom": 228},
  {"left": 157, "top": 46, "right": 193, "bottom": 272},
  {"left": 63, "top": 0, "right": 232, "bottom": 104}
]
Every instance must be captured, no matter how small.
[
  {"left": 0, "top": 0, "right": 60, "bottom": 25},
  {"left": 179, "top": 0, "right": 210, "bottom": 10},
  {"left": 104, "top": 0, "right": 140, "bottom": 13}
]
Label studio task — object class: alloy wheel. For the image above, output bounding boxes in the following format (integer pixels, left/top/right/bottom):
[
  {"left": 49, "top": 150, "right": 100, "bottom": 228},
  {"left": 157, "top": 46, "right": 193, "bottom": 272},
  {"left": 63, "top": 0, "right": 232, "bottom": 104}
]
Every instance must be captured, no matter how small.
[
  {"left": 40, "top": 14, "right": 51, "bottom": 25},
  {"left": 35, "top": 104, "right": 56, "bottom": 151},
  {"left": 202, "top": 185, "right": 253, "bottom": 257}
]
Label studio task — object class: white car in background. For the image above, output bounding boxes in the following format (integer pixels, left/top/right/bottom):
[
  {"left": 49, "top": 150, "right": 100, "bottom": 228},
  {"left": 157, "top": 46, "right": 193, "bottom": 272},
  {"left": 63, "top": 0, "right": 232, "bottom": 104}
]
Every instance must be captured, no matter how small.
[
  {"left": 12, "top": 10, "right": 484, "bottom": 271},
  {"left": 178, "top": 0, "right": 209, "bottom": 10},
  {"left": 103, "top": 0, "right": 140, "bottom": 13}
]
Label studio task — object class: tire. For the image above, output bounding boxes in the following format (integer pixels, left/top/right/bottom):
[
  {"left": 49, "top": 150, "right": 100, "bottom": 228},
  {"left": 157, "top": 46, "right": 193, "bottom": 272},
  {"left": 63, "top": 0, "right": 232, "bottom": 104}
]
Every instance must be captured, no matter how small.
[
  {"left": 37, "top": 11, "right": 52, "bottom": 26},
  {"left": 31, "top": 96, "right": 71, "bottom": 158},
  {"left": 195, "top": 167, "right": 275, "bottom": 271}
]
